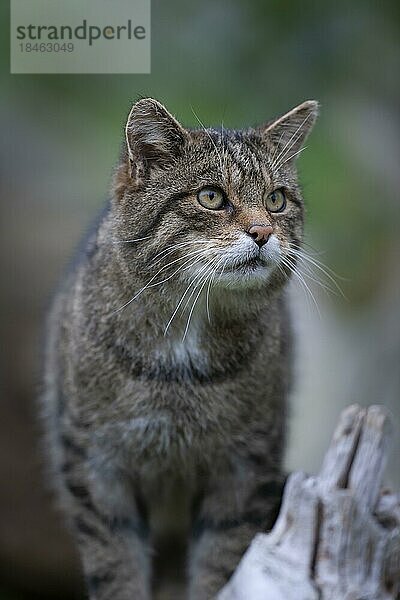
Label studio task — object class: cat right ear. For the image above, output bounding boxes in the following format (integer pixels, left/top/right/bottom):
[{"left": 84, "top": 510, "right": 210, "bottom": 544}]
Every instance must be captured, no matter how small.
[
  {"left": 125, "top": 98, "right": 188, "bottom": 182},
  {"left": 261, "top": 100, "right": 319, "bottom": 165}
]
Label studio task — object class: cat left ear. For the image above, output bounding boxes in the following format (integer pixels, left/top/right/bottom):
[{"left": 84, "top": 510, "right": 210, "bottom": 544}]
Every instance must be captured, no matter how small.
[
  {"left": 262, "top": 100, "right": 319, "bottom": 164},
  {"left": 125, "top": 98, "right": 188, "bottom": 179}
]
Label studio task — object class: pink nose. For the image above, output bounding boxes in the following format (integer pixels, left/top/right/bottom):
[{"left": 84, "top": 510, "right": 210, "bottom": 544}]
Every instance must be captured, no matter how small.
[{"left": 247, "top": 224, "right": 273, "bottom": 247}]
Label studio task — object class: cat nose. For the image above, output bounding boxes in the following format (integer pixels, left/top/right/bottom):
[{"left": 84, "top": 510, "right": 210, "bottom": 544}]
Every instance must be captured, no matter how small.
[{"left": 247, "top": 224, "right": 273, "bottom": 247}]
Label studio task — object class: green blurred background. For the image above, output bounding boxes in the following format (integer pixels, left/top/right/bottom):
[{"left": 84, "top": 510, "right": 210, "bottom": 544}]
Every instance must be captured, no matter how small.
[{"left": 1, "top": 1, "right": 399, "bottom": 598}]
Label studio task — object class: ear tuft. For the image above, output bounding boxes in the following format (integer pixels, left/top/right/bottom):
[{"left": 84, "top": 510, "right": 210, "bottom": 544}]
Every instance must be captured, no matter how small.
[
  {"left": 125, "top": 98, "right": 187, "bottom": 176},
  {"left": 263, "top": 100, "right": 319, "bottom": 165}
]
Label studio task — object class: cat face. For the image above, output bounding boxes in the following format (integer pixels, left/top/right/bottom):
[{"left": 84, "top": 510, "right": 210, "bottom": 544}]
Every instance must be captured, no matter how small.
[{"left": 112, "top": 98, "right": 318, "bottom": 294}]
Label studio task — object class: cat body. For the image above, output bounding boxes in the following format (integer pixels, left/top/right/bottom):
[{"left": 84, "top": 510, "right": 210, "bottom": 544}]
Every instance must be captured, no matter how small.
[{"left": 42, "top": 98, "right": 318, "bottom": 599}]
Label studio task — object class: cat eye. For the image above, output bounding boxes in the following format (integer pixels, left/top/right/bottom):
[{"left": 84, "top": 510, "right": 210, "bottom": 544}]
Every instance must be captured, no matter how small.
[
  {"left": 197, "top": 187, "right": 225, "bottom": 210},
  {"left": 265, "top": 189, "right": 286, "bottom": 213}
]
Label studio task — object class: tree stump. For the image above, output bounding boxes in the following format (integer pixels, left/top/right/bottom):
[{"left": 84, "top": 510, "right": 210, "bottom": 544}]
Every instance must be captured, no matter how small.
[{"left": 218, "top": 405, "right": 400, "bottom": 600}]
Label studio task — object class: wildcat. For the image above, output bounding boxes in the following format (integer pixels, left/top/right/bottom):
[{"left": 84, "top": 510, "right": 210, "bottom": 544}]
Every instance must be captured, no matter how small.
[{"left": 42, "top": 97, "right": 318, "bottom": 599}]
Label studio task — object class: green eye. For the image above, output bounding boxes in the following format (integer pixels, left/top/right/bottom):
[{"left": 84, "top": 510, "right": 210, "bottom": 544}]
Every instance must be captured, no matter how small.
[
  {"left": 197, "top": 187, "right": 225, "bottom": 210},
  {"left": 265, "top": 189, "right": 286, "bottom": 213}
]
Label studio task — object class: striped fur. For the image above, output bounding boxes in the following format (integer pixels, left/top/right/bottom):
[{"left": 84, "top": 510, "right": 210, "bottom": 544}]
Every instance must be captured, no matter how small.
[{"left": 42, "top": 98, "right": 318, "bottom": 599}]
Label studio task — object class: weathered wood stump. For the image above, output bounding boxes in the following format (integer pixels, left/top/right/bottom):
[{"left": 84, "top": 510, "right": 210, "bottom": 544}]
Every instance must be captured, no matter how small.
[{"left": 218, "top": 405, "right": 400, "bottom": 599}]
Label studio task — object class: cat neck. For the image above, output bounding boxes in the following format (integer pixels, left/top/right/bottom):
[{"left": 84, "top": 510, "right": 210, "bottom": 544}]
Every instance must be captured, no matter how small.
[{"left": 110, "top": 278, "right": 284, "bottom": 368}]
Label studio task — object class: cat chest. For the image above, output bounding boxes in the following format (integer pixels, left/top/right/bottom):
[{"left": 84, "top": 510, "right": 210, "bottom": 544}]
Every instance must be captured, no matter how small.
[{"left": 111, "top": 332, "right": 217, "bottom": 385}]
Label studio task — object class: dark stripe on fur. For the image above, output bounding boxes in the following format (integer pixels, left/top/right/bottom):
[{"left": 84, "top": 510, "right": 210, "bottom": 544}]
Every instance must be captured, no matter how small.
[
  {"left": 65, "top": 481, "right": 101, "bottom": 516},
  {"left": 109, "top": 515, "right": 149, "bottom": 540},
  {"left": 74, "top": 516, "right": 108, "bottom": 545},
  {"left": 250, "top": 479, "right": 285, "bottom": 502},
  {"left": 60, "top": 432, "right": 87, "bottom": 458},
  {"left": 86, "top": 571, "right": 116, "bottom": 594},
  {"left": 192, "top": 511, "right": 267, "bottom": 540},
  {"left": 126, "top": 191, "right": 188, "bottom": 246},
  {"left": 70, "top": 488, "right": 149, "bottom": 541},
  {"left": 108, "top": 341, "right": 253, "bottom": 385}
]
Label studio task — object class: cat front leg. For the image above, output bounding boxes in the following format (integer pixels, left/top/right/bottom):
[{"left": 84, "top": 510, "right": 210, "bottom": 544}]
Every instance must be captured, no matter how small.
[
  {"left": 55, "top": 427, "right": 151, "bottom": 600},
  {"left": 188, "top": 473, "right": 285, "bottom": 600}
]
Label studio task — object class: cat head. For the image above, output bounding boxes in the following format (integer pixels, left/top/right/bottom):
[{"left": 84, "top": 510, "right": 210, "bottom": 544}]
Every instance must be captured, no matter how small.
[{"left": 112, "top": 98, "right": 318, "bottom": 294}]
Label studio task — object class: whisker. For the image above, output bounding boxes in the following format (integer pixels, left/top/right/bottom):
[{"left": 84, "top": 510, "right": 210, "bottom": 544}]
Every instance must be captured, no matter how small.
[
  {"left": 277, "top": 260, "right": 316, "bottom": 314},
  {"left": 270, "top": 114, "right": 311, "bottom": 171},
  {"left": 181, "top": 257, "right": 221, "bottom": 342},
  {"left": 274, "top": 146, "right": 307, "bottom": 171},
  {"left": 144, "top": 255, "right": 208, "bottom": 292},
  {"left": 292, "top": 260, "right": 338, "bottom": 296},
  {"left": 111, "top": 235, "right": 152, "bottom": 244},
  {"left": 179, "top": 261, "right": 215, "bottom": 316},
  {"left": 163, "top": 258, "right": 216, "bottom": 336},
  {"left": 205, "top": 256, "right": 223, "bottom": 322},
  {"left": 216, "top": 256, "right": 229, "bottom": 282},
  {"left": 297, "top": 239, "right": 327, "bottom": 256},
  {"left": 149, "top": 239, "right": 219, "bottom": 267},
  {"left": 149, "top": 241, "right": 204, "bottom": 264},
  {"left": 270, "top": 112, "right": 312, "bottom": 172},
  {"left": 280, "top": 255, "right": 321, "bottom": 319},
  {"left": 207, "top": 256, "right": 228, "bottom": 320},
  {"left": 286, "top": 248, "right": 338, "bottom": 296},
  {"left": 268, "top": 129, "right": 286, "bottom": 170},
  {"left": 113, "top": 248, "right": 210, "bottom": 314},
  {"left": 288, "top": 244, "right": 345, "bottom": 279},
  {"left": 287, "top": 245, "right": 346, "bottom": 298},
  {"left": 180, "top": 253, "right": 224, "bottom": 319}
]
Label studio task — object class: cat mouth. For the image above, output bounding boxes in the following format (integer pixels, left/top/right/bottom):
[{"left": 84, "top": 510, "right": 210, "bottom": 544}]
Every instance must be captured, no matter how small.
[{"left": 221, "top": 256, "right": 268, "bottom": 274}]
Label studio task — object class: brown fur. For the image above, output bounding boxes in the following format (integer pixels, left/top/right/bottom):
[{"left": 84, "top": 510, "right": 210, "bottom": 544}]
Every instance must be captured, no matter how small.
[{"left": 42, "top": 98, "right": 318, "bottom": 599}]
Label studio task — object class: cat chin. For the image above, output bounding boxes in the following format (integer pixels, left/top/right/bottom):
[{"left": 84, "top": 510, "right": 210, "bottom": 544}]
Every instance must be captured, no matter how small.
[{"left": 213, "top": 264, "right": 276, "bottom": 290}]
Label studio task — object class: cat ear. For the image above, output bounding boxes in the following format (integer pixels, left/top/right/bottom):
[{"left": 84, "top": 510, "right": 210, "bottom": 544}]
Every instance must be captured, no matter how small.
[
  {"left": 262, "top": 100, "right": 319, "bottom": 164},
  {"left": 125, "top": 98, "right": 187, "bottom": 178}
]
